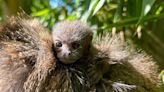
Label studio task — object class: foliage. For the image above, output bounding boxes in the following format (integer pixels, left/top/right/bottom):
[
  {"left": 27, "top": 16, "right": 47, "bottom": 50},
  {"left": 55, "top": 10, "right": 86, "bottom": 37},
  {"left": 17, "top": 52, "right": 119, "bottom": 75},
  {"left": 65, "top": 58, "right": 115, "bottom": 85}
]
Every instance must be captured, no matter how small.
[
  {"left": 0, "top": 0, "right": 163, "bottom": 33},
  {"left": 28, "top": 0, "right": 164, "bottom": 38}
]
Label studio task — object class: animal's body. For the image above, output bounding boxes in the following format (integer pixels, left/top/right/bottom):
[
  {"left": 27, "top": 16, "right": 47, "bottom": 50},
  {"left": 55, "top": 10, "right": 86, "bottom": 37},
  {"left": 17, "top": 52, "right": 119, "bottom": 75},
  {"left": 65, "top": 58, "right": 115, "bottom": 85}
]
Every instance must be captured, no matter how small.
[{"left": 0, "top": 17, "right": 160, "bottom": 92}]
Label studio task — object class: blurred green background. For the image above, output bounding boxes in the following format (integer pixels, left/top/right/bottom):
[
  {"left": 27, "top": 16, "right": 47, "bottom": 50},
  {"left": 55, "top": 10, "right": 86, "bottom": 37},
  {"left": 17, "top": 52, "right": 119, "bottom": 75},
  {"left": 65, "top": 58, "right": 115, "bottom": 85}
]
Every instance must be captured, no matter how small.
[{"left": 0, "top": 0, "right": 164, "bottom": 77}]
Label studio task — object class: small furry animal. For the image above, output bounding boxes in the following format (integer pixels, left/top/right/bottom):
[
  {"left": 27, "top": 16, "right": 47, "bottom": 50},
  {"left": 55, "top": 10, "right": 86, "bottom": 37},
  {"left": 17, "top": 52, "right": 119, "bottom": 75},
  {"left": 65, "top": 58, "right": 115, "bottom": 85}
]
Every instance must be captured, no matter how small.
[
  {"left": 0, "top": 16, "right": 161, "bottom": 92},
  {"left": 52, "top": 20, "right": 92, "bottom": 64},
  {"left": 52, "top": 20, "right": 161, "bottom": 92},
  {"left": 52, "top": 20, "right": 115, "bottom": 85}
]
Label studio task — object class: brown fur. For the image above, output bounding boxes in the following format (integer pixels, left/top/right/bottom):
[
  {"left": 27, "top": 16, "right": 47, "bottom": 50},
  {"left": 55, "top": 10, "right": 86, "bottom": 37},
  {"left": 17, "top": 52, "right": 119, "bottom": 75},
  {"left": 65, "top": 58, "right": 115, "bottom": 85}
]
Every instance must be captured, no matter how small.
[
  {"left": 93, "top": 34, "right": 160, "bottom": 92},
  {"left": 0, "top": 17, "right": 161, "bottom": 92},
  {"left": 52, "top": 20, "right": 161, "bottom": 92},
  {"left": 0, "top": 16, "right": 55, "bottom": 92}
]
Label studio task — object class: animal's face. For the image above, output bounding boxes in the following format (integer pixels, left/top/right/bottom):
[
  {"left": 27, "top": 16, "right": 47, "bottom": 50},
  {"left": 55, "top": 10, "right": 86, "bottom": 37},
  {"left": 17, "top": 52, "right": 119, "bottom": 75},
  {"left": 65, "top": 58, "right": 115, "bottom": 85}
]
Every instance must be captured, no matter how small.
[
  {"left": 53, "top": 38, "right": 85, "bottom": 64},
  {"left": 52, "top": 20, "right": 92, "bottom": 64}
]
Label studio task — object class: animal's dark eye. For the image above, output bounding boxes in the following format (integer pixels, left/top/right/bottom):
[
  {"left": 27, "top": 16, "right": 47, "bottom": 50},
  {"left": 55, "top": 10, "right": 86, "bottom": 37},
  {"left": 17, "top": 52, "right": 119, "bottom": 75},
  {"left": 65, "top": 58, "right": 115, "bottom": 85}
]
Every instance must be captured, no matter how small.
[
  {"left": 56, "top": 41, "right": 62, "bottom": 47},
  {"left": 72, "top": 42, "right": 80, "bottom": 49}
]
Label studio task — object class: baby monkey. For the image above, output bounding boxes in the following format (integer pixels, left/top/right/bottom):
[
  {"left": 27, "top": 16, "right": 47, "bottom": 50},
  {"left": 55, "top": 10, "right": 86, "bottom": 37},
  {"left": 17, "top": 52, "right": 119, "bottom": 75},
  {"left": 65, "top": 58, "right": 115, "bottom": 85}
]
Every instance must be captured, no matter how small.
[
  {"left": 52, "top": 20, "right": 92, "bottom": 64},
  {"left": 52, "top": 20, "right": 136, "bottom": 91}
]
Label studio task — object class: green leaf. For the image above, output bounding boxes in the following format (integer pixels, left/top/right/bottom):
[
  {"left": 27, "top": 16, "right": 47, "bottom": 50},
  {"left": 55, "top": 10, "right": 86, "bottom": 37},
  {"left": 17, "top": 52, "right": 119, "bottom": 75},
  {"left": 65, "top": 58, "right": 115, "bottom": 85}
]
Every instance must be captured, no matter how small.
[
  {"left": 75, "top": 0, "right": 79, "bottom": 7},
  {"left": 81, "top": 0, "right": 99, "bottom": 21},
  {"left": 88, "top": 0, "right": 99, "bottom": 15},
  {"left": 161, "top": 70, "right": 164, "bottom": 83},
  {"left": 156, "top": 6, "right": 163, "bottom": 15},
  {"left": 113, "top": 0, "right": 123, "bottom": 23},
  {"left": 103, "top": 13, "right": 164, "bottom": 28},
  {"left": 83, "top": 0, "right": 91, "bottom": 12},
  {"left": 32, "top": 9, "right": 50, "bottom": 16},
  {"left": 137, "top": 0, "right": 156, "bottom": 24},
  {"left": 92, "top": 0, "right": 106, "bottom": 16},
  {"left": 127, "top": 0, "right": 142, "bottom": 17},
  {"left": 142, "top": 0, "right": 155, "bottom": 16},
  {"left": 67, "top": 14, "right": 77, "bottom": 20}
]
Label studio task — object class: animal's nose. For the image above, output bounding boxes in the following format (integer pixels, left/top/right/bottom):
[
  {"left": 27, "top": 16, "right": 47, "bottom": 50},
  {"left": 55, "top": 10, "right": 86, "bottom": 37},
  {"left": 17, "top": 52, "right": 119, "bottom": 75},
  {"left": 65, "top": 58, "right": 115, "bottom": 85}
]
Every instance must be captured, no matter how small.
[
  {"left": 68, "top": 52, "right": 71, "bottom": 56},
  {"left": 62, "top": 44, "right": 72, "bottom": 57},
  {"left": 64, "top": 51, "right": 71, "bottom": 57}
]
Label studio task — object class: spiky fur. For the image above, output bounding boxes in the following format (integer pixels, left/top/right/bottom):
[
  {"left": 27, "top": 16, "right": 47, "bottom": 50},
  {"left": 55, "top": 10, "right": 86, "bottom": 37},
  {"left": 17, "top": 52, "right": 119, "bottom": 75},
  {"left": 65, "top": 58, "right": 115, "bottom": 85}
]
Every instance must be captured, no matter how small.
[
  {"left": 51, "top": 20, "right": 160, "bottom": 92},
  {"left": 0, "top": 17, "right": 161, "bottom": 92},
  {"left": 0, "top": 16, "right": 55, "bottom": 92},
  {"left": 93, "top": 33, "right": 160, "bottom": 92}
]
